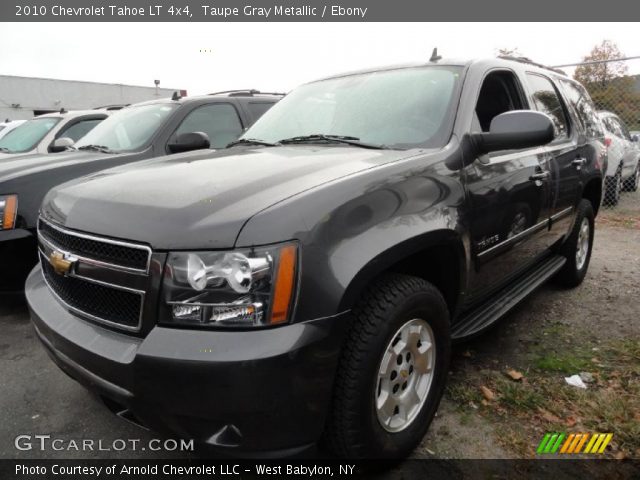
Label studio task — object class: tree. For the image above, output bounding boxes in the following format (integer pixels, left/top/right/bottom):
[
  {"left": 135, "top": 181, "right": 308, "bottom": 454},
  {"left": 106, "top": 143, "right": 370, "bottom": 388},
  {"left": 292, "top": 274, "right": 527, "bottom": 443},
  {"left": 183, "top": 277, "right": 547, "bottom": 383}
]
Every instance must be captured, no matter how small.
[
  {"left": 574, "top": 40, "right": 628, "bottom": 88},
  {"left": 574, "top": 40, "right": 640, "bottom": 130}
]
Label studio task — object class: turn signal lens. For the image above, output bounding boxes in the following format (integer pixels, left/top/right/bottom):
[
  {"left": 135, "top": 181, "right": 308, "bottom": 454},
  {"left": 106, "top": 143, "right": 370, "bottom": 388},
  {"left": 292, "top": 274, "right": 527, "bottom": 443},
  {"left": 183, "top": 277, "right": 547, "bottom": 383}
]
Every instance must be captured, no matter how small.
[
  {"left": 269, "top": 245, "right": 297, "bottom": 324},
  {"left": 0, "top": 195, "right": 18, "bottom": 230}
]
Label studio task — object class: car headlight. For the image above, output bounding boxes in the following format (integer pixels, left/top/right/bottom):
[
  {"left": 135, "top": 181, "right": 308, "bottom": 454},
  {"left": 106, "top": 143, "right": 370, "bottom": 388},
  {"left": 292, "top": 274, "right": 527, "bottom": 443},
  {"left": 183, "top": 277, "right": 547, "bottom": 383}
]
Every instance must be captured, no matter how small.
[
  {"left": 161, "top": 243, "right": 298, "bottom": 328},
  {"left": 0, "top": 195, "right": 18, "bottom": 230}
]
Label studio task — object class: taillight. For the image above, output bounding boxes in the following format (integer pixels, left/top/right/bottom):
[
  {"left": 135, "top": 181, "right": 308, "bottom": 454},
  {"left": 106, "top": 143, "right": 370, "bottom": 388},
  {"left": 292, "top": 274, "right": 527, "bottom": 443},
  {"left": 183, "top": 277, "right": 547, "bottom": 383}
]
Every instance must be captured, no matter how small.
[{"left": 604, "top": 137, "right": 612, "bottom": 148}]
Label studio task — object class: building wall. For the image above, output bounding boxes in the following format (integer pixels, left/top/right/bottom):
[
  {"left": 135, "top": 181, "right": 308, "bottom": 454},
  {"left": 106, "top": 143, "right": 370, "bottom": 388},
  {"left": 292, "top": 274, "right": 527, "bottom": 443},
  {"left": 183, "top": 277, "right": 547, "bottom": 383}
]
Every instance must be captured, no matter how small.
[{"left": 0, "top": 75, "right": 182, "bottom": 121}]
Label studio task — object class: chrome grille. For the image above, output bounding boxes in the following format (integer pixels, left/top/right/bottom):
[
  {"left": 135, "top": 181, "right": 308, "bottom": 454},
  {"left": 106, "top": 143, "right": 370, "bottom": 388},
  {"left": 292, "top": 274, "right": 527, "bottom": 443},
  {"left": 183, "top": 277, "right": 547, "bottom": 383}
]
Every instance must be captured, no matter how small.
[
  {"left": 38, "top": 218, "right": 151, "bottom": 273},
  {"left": 40, "top": 252, "right": 143, "bottom": 329},
  {"left": 37, "top": 217, "right": 151, "bottom": 332}
]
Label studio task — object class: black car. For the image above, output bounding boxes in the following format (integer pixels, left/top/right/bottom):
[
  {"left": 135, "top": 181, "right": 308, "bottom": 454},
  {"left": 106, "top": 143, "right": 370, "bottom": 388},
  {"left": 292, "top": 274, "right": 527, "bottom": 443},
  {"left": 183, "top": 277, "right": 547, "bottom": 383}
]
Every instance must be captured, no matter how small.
[
  {"left": 0, "top": 90, "right": 281, "bottom": 293},
  {"left": 27, "top": 57, "right": 605, "bottom": 458}
]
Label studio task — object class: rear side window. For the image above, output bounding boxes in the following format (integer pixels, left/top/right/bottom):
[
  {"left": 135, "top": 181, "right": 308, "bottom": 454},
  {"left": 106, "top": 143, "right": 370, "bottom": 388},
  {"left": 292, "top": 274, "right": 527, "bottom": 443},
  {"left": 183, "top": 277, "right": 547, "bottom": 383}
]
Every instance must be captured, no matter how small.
[
  {"left": 559, "top": 80, "right": 604, "bottom": 138},
  {"left": 612, "top": 117, "right": 631, "bottom": 141},
  {"left": 526, "top": 74, "right": 569, "bottom": 140},
  {"left": 247, "top": 102, "right": 274, "bottom": 122},
  {"left": 57, "top": 118, "right": 103, "bottom": 142},
  {"left": 172, "top": 103, "right": 244, "bottom": 149}
]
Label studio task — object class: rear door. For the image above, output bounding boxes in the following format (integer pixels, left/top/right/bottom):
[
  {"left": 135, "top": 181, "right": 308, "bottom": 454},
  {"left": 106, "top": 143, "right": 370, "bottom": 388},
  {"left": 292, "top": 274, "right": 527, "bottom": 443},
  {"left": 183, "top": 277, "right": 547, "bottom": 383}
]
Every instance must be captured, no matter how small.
[{"left": 524, "top": 73, "right": 580, "bottom": 243}]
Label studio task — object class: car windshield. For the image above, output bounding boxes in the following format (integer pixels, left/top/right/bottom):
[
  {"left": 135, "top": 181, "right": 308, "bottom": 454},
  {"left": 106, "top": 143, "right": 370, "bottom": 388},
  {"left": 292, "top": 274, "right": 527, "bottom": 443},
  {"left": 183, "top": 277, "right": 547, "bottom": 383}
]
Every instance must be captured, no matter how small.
[
  {"left": 74, "top": 103, "right": 178, "bottom": 153},
  {"left": 0, "top": 117, "right": 61, "bottom": 153},
  {"left": 242, "top": 66, "right": 462, "bottom": 149}
]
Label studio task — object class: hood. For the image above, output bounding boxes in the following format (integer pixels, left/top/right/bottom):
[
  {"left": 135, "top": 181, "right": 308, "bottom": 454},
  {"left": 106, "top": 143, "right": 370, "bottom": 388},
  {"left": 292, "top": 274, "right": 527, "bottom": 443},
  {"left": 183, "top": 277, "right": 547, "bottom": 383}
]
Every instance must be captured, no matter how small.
[
  {"left": 0, "top": 150, "right": 119, "bottom": 183},
  {"left": 42, "top": 146, "right": 416, "bottom": 249}
]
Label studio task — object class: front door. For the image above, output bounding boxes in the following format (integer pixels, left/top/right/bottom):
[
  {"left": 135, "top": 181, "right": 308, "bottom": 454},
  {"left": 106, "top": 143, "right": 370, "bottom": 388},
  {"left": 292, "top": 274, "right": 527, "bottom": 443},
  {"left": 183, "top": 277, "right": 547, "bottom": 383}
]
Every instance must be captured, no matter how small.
[{"left": 464, "top": 69, "right": 555, "bottom": 303}]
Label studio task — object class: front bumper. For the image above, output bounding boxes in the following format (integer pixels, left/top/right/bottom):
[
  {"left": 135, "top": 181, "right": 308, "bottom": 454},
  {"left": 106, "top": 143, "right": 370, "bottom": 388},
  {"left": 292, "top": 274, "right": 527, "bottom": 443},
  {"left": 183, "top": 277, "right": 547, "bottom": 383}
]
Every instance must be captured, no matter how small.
[
  {"left": 0, "top": 228, "right": 37, "bottom": 293},
  {"left": 26, "top": 266, "right": 348, "bottom": 455}
]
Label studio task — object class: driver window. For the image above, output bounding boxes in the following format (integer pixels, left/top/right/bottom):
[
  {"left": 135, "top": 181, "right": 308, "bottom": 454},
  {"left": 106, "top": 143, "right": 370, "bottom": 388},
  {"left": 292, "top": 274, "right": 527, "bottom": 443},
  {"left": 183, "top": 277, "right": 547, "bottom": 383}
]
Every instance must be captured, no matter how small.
[
  {"left": 171, "top": 103, "right": 243, "bottom": 149},
  {"left": 475, "top": 71, "right": 526, "bottom": 133}
]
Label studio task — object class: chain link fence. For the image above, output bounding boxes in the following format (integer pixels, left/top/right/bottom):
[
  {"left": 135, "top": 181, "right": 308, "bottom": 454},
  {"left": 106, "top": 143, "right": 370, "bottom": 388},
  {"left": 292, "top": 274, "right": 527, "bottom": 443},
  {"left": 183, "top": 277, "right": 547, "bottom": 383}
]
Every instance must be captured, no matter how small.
[{"left": 559, "top": 57, "right": 640, "bottom": 208}]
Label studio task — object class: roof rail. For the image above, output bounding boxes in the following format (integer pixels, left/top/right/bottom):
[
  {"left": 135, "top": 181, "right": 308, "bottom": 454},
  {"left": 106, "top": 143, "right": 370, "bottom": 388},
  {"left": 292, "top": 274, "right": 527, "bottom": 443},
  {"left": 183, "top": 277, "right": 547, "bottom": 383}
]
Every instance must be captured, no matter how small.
[
  {"left": 208, "top": 89, "right": 286, "bottom": 97},
  {"left": 497, "top": 55, "right": 567, "bottom": 76},
  {"left": 94, "top": 104, "right": 129, "bottom": 111}
]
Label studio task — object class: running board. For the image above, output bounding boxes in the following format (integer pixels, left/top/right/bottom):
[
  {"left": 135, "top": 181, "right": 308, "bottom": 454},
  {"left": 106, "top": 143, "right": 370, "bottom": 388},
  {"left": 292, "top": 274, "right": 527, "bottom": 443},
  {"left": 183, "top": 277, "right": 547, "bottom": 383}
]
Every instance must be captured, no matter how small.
[{"left": 452, "top": 255, "right": 566, "bottom": 341}]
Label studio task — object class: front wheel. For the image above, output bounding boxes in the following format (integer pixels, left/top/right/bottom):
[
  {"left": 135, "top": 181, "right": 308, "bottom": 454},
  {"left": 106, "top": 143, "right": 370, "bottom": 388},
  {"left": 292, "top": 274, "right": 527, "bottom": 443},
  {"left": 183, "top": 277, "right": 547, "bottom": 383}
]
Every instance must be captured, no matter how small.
[
  {"left": 554, "top": 199, "right": 594, "bottom": 288},
  {"left": 325, "top": 274, "right": 450, "bottom": 458},
  {"left": 604, "top": 169, "right": 622, "bottom": 206}
]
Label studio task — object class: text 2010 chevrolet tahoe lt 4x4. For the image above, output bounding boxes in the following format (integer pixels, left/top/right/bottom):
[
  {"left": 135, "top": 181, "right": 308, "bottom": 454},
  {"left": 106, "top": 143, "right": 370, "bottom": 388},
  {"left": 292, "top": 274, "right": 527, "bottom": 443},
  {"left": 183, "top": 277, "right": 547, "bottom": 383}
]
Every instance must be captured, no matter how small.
[{"left": 27, "top": 57, "right": 606, "bottom": 458}]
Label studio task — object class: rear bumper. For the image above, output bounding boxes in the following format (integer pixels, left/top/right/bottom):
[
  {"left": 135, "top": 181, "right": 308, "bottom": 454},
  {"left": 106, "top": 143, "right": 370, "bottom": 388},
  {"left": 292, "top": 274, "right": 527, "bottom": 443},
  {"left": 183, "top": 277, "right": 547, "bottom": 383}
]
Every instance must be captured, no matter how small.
[
  {"left": 0, "top": 228, "right": 37, "bottom": 293},
  {"left": 26, "top": 266, "right": 349, "bottom": 455}
]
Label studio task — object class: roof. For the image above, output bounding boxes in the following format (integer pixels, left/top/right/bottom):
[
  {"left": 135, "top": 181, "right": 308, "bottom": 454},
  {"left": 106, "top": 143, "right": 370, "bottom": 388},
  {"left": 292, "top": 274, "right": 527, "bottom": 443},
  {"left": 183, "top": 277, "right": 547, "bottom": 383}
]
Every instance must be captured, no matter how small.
[
  {"left": 313, "top": 56, "right": 569, "bottom": 83},
  {"left": 127, "top": 90, "right": 285, "bottom": 108},
  {"left": 33, "top": 109, "right": 113, "bottom": 119}
]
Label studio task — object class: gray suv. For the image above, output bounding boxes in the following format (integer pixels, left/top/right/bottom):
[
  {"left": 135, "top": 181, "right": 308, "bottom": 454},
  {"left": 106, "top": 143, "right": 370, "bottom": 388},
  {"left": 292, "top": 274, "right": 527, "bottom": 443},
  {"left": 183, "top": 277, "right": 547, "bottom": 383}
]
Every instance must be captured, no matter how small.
[{"left": 27, "top": 58, "right": 604, "bottom": 458}]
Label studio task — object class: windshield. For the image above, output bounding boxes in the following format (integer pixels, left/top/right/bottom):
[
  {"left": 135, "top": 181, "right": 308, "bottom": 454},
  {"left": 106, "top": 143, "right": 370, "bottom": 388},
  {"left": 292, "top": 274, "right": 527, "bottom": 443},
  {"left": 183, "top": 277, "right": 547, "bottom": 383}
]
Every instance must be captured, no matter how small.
[
  {"left": 243, "top": 66, "right": 462, "bottom": 149},
  {"left": 75, "top": 103, "right": 178, "bottom": 153},
  {"left": 0, "top": 117, "right": 61, "bottom": 153}
]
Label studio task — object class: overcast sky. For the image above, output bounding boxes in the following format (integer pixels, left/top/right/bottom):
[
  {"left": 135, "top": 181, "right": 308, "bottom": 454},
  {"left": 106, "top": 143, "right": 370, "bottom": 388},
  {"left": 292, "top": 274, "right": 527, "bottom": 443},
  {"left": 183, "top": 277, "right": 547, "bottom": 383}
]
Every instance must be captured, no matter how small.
[{"left": 1, "top": 22, "right": 639, "bottom": 94}]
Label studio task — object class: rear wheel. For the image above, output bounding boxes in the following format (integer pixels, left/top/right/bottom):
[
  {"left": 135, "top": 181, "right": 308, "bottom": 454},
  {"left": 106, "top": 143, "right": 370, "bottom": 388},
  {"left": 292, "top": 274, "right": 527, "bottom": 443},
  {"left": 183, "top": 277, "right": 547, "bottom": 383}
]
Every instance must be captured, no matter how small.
[
  {"left": 623, "top": 164, "right": 639, "bottom": 192},
  {"left": 325, "top": 274, "right": 450, "bottom": 458},
  {"left": 554, "top": 199, "right": 594, "bottom": 288}
]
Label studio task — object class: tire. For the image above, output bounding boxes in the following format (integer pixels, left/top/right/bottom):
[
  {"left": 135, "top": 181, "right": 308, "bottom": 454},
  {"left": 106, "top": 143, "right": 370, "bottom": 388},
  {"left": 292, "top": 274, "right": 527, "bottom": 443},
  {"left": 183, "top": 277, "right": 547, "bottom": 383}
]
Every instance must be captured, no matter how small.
[
  {"left": 604, "top": 168, "right": 622, "bottom": 206},
  {"left": 623, "top": 164, "right": 639, "bottom": 192},
  {"left": 325, "top": 274, "right": 450, "bottom": 458},
  {"left": 554, "top": 199, "right": 594, "bottom": 288}
]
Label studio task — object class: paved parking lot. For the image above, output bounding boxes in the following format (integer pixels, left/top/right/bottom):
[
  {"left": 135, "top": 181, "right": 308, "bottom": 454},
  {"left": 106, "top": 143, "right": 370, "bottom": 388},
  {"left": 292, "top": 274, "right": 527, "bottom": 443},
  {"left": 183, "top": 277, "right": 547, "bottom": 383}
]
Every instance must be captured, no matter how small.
[{"left": 1, "top": 190, "right": 638, "bottom": 459}]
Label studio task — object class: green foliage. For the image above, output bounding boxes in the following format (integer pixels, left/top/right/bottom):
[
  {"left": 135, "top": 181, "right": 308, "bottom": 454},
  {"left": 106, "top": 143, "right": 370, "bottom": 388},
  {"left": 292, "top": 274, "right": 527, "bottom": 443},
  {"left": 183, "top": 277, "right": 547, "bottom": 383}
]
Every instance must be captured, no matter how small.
[{"left": 574, "top": 40, "right": 640, "bottom": 130}]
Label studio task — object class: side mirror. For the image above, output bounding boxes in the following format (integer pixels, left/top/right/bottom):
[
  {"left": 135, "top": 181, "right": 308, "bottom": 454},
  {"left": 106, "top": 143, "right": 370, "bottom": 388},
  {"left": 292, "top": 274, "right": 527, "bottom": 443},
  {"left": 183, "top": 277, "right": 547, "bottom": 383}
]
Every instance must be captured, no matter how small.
[
  {"left": 632, "top": 135, "right": 639, "bottom": 143},
  {"left": 167, "top": 132, "right": 210, "bottom": 154},
  {"left": 49, "top": 137, "right": 74, "bottom": 153},
  {"left": 471, "top": 110, "right": 555, "bottom": 155}
]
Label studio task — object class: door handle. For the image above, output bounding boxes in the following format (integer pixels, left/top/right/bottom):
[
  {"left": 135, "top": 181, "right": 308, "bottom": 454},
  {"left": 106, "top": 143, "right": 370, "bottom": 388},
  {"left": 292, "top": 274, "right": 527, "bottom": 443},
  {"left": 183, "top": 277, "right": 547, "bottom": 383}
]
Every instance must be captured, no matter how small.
[
  {"left": 529, "top": 171, "right": 550, "bottom": 181},
  {"left": 572, "top": 157, "right": 587, "bottom": 167}
]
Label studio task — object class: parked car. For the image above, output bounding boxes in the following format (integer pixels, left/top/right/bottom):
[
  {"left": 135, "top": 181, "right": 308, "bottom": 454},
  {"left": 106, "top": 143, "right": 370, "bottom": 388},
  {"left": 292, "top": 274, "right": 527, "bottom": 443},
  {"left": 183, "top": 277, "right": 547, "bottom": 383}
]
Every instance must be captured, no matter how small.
[
  {"left": 598, "top": 111, "right": 640, "bottom": 203},
  {"left": 27, "top": 58, "right": 604, "bottom": 458},
  {"left": 0, "top": 119, "right": 26, "bottom": 141},
  {"left": 0, "top": 90, "right": 281, "bottom": 293},
  {"left": 0, "top": 109, "right": 114, "bottom": 158}
]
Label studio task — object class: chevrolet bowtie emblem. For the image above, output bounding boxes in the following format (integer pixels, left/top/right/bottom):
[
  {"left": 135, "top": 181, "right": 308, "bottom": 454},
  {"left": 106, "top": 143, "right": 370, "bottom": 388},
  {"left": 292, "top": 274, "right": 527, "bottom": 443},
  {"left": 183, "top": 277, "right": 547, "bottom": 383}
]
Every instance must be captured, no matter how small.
[{"left": 49, "top": 251, "right": 75, "bottom": 276}]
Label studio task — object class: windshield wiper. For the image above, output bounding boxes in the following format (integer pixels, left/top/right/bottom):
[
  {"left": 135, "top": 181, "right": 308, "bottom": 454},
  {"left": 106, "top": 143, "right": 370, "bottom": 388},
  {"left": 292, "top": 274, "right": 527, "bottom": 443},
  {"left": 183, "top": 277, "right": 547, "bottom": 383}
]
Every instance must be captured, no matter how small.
[
  {"left": 278, "top": 134, "right": 386, "bottom": 149},
  {"left": 226, "top": 138, "right": 280, "bottom": 148},
  {"left": 77, "top": 144, "right": 116, "bottom": 154}
]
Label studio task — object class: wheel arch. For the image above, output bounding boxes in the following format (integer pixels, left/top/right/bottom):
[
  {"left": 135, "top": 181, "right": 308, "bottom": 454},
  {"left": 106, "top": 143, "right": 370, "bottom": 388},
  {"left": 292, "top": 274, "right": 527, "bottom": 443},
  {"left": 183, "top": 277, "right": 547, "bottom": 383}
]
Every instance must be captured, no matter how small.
[{"left": 337, "top": 229, "right": 467, "bottom": 318}]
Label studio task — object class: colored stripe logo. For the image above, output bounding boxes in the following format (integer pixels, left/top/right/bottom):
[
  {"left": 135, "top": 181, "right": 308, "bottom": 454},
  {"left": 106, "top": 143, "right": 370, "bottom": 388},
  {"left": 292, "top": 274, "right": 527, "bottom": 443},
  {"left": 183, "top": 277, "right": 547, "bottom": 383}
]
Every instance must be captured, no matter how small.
[{"left": 536, "top": 433, "right": 613, "bottom": 454}]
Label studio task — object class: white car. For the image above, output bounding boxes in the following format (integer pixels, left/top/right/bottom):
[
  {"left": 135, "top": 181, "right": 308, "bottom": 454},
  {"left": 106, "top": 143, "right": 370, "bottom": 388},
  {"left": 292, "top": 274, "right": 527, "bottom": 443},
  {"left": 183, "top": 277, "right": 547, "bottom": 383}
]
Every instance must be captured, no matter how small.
[
  {"left": 0, "top": 120, "right": 26, "bottom": 140},
  {"left": 0, "top": 109, "right": 114, "bottom": 159},
  {"left": 598, "top": 111, "right": 640, "bottom": 204}
]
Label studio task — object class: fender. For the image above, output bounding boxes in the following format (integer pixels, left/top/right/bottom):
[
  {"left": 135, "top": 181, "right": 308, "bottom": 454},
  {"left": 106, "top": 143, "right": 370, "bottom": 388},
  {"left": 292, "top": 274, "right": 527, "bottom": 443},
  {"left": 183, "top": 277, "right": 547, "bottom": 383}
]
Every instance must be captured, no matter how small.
[{"left": 336, "top": 228, "right": 468, "bottom": 315}]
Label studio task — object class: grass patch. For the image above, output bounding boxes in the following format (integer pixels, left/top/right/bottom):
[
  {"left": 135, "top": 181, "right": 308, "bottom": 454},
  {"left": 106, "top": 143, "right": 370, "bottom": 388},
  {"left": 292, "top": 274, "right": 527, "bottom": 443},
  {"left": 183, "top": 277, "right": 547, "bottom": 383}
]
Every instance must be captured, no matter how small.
[
  {"left": 446, "top": 337, "right": 640, "bottom": 458},
  {"left": 534, "top": 352, "right": 592, "bottom": 373}
]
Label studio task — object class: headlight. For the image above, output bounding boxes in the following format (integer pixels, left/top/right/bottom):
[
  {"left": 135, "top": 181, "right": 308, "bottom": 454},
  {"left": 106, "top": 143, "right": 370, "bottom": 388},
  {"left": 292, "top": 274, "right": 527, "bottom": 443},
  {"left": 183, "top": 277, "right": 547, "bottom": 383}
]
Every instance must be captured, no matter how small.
[
  {"left": 0, "top": 195, "right": 18, "bottom": 230},
  {"left": 161, "top": 243, "right": 298, "bottom": 328}
]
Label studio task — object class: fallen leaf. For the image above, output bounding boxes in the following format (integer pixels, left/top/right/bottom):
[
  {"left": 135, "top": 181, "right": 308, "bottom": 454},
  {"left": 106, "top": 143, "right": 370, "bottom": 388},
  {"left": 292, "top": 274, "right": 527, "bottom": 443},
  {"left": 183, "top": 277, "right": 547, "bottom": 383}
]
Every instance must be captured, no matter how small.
[
  {"left": 480, "top": 386, "right": 495, "bottom": 401},
  {"left": 506, "top": 369, "right": 524, "bottom": 381},
  {"left": 462, "top": 350, "right": 473, "bottom": 358},
  {"left": 614, "top": 451, "right": 626, "bottom": 460},
  {"left": 565, "top": 416, "right": 577, "bottom": 427},
  {"left": 538, "top": 408, "right": 562, "bottom": 423}
]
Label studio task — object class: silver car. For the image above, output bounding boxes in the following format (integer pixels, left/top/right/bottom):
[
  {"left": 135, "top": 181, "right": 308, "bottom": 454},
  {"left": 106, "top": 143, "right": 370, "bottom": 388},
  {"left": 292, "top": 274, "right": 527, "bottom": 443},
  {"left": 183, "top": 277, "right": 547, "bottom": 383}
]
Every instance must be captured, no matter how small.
[{"left": 598, "top": 111, "right": 640, "bottom": 204}]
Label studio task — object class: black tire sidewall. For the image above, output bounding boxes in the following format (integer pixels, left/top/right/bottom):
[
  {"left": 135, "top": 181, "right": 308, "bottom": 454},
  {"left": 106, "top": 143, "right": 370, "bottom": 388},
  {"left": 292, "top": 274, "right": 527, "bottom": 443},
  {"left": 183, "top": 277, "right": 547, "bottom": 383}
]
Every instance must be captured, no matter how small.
[{"left": 357, "top": 289, "right": 450, "bottom": 458}]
